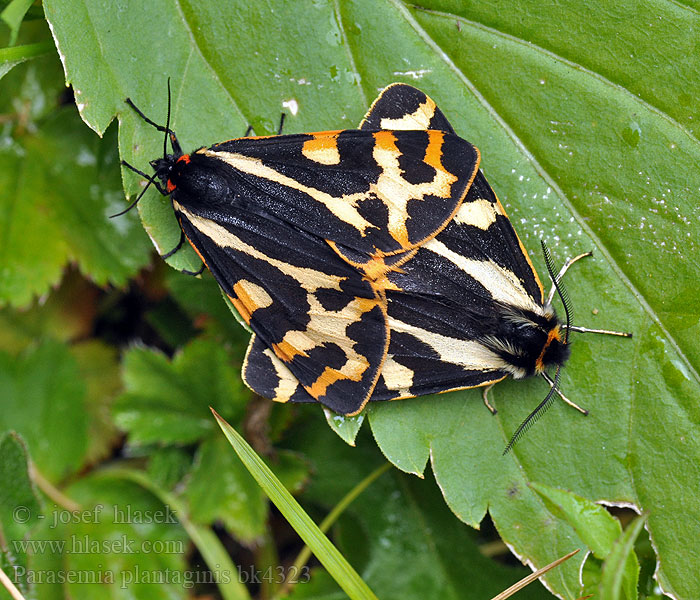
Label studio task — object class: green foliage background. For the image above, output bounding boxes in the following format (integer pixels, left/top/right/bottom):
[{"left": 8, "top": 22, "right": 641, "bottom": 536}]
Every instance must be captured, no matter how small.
[{"left": 1, "top": 1, "right": 698, "bottom": 599}]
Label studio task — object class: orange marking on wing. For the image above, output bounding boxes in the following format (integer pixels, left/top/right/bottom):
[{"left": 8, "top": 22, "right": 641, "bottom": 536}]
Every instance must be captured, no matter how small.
[
  {"left": 302, "top": 133, "right": 341, "bottom": 165},
  {"left": 362, "top": 256, "right": 390, "bottom": 281},
  {"left": 355, "top": 297, "right": 381, "bottom": 313},
  {"left": 373, "top": 129, "right": 399, "bottom": 153},
  {"left": 272, "top": 340, "right": 308, "bottom": 362},
  {"left": 308, "top": 361, "right": 369, "bottom": 399},
  {"left": 227, "top": 293, "right": 252, "bottom": 325},
  {"left": 423, "top": 131, "right": 457, "bottom": 200},
  {"left": 230, "top": 280, "right": 273, "bottom": 326},
  {"left": 423, "top": 130, "right": 446, "bottom": 172}
]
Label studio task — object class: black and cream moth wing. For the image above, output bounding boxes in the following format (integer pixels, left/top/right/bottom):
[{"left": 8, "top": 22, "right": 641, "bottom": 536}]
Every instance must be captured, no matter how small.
[
  {"left": 362, "top": 84, "right": 562, "bottom": 399},
  {"left": 175, "top": 196, "right": 389, "bottom": 416},
  {"left": 243, "top": 335, "right": 316, "bottom": 406},
  {"left": 192, "top": 130, "right": 479, "bottom": 281},
  {"left": 241, "top": 157, "right": 531, "bottom": 406},
  {"left": 360, "top": 82, "right": 457, "bottom": 134},
  {"left": 374, "top": 178, "right": 541, "bottom": 399}
]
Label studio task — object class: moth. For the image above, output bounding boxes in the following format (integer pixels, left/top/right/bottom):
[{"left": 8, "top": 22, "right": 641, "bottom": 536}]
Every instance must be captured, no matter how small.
[{"left": 122, "top": 83, "right": 630, "bottom": 448}]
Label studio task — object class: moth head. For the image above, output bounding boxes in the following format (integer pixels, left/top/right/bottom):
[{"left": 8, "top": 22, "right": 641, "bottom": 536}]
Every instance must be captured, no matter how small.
[
  {"left": 149, "top": 156, "right": 177, "bottom": 190},
  {"left": 536, "top": 324, "right": 571, "bottom": 372},
  {"left": 114, "top": 80, "right": 186, "bottom": 219}
]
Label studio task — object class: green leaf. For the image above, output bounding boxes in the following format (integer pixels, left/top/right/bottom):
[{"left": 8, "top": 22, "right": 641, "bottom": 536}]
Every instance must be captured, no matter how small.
[
  {"left": 0, "top": 271, "right": 99, "bottom": 352},
  {"left": 114, "top": 338, "right": 249, "bottom": 445},
  {"left": 71, "top": 340, "right": 123, "bottom": 465},
  {"left": 323, "top": 409, "right": 364, "bottom": 447},
  {"left": 1, "top": 0, "right": 34, "bottom": 45},
  {"left": 529, "top": 482, "right": 641, "bottom": 598},
  {"left": 146, "top": 446, "right": 192, "bottom": 490},
  {"left": 528, "top": 481, "right": 621, "bottom": 559},
  {"left": 599, "top": 514, "right": 646, "bottom": 600},
  {"left": 283, "top": 415, "right": 541, "bottom": 600},
  {"left": 213, "top": 411, "right": 379, "bottom": 600},
  {"left": 0, "top": 432, "right": 42, "bottom": 594},
  {"left": 42, "top": 2, "right": 700, "bottom": 597},
  {"left": 0, "top": 341, "right": 88, "bottom": 481}
]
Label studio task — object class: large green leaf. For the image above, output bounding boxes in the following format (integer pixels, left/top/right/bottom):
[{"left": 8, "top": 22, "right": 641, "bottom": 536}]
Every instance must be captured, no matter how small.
[
  {"left": 43, "top": 2, "right": 700, "bottom": 598},
  {"left": 0, "top": 47, "right": 151, "bottom": 307}
]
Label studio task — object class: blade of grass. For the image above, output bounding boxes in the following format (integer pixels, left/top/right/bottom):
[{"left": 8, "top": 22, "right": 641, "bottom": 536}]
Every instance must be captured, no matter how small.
[
  {"left": 490, "top": 549, "right": 579, "bottom": 600},
  {"left": 1, "top": 0, "right": 34, "bottom": 44},
  {"left": 212, "top": 408, "right": 379, "bottom": 600}
]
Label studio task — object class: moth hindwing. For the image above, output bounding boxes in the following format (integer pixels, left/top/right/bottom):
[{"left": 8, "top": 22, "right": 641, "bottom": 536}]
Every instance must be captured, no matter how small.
[{"left": 124, "top": 88, "right": 483, "bottom": 415}]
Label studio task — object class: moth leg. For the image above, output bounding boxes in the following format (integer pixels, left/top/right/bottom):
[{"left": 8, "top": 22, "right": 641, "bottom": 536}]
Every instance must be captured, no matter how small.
[
  {"left": 566, "top": 325, "right": 632, "bottom": 337},
  {"left": 126, "top": 98, "right": 169, "bottom": 133},
  {"left": 179, "top": 263, "right": 206, "bottom": 277},
  {"left": 546, "top": 251, "right": 592, "bottom": 305},
  {"left": 121, "top": 160, "right": 167, "bottom": 195},
  {"left": 244, "top": 125, "right": 254, "bottom": 137},
  {"left": 546, "top": 250, "right": 633, "bottom": 338},
  {"left": 541, "top": 372, "right": 588, "bottom": 415},
  {"left": 277, "top": 112, "right": 286, "bottom": 134},
  {"left": 162, "top": 230, "right": 185, "bottom": 259},
  {"left": 125, "top": 97, "right": 182, "bottom": 154},
  {"left": 482, "top": 383, "right": 497, "bottom": 415}
]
